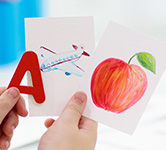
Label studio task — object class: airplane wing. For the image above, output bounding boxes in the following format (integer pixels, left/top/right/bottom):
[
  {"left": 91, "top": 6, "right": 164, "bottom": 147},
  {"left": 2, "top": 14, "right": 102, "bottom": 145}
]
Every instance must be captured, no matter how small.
[
  {"left": 57, "top": 62, "right": 84, "bottom": 77},
  {"left": 40, "top": 46, "right": 57, "bottom": 59}
]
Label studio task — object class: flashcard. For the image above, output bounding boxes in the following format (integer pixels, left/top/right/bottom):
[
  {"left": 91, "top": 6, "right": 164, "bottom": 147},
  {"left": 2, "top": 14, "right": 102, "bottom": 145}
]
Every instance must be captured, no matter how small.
[
  {"left": 25, "top": 17, "right": 95, "bottom": 116},
  {"left": 78, "top": 21, "right": 166, "bottom": 134}
]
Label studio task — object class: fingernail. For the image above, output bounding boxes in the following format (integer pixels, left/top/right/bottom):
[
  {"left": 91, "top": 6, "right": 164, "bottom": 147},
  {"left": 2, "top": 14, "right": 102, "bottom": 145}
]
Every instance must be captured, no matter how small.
[
  {"left": 7, "top": 88, "right": 19, "bottom": 99},
  {"left": 74, "top": 92, "right": 86, "bottom": 104},
  {"left": 11, "top": 125, "right": 15, "bottom": 131},
  {"left": 9, "top": 126, "right": 15, "bottom": 136},
  {"left": 5, "top": 141, "right": 10, "bottom": 149}
]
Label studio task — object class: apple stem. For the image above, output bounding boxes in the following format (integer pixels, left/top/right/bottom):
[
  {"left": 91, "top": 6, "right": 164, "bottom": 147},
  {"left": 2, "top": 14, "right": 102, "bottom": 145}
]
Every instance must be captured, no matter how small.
[{"left": 128, "top": 54, "right": 137, "bottom": 64}]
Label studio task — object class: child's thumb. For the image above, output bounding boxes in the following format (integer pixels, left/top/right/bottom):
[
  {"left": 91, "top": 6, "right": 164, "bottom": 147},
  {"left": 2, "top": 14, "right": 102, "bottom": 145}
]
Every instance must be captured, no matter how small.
[
  {"left": 60, "top": 92, "right": 87, "bottom": 125},
  {"left": 0, "top": 87, "right": 20, "bottom": 124}
]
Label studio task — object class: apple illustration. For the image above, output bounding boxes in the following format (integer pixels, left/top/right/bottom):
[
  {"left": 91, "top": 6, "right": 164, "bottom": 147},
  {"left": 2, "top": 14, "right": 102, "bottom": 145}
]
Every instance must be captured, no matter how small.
[{"left": 90, "top": 52, "right": 156, "bottom": 113}]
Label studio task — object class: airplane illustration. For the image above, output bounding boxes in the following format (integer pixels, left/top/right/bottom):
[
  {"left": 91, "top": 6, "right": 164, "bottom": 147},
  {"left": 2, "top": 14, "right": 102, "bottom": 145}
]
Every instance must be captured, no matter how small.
[{"left": 40, "top": 44, "right": 90, "bottom": 77}]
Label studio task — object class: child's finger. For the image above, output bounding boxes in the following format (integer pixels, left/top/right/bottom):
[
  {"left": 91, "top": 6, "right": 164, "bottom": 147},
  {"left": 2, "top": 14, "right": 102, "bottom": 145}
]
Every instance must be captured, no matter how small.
[
  {"left": 0, "top": 87, "right": 6, "bottom": 96},
  {"left": 2, "top": 110, "right": 18, "bottom": 137},
  {"left": 0, "top": 87, "right": 20, "bottom": 124},
  {"left": 44, "top": 118, "right": 55, "bottom": 128},
  {"left": 59, "top": 92, "right": 87, "bottom": 125},
  {"left": 14, "top": 95, "right": 28, "bottom": 117},
  {"left": 0, "top": 131, "right": 12, "bottom": 150}
]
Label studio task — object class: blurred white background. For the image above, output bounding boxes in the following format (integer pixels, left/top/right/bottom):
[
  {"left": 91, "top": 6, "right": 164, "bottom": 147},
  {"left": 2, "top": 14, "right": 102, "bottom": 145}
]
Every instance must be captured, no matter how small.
[
  {"left": 45, "top": 0, "right": 166, "bottom": 42},
  {"left": 0, "top": 0, "right": 165, "bottom": 149}
]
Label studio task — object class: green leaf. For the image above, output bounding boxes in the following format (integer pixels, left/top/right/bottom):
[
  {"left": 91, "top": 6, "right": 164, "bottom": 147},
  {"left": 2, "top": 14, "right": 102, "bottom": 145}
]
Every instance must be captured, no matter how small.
[{"left": 136, "top": 52, "right": 156, "bottom": 74}]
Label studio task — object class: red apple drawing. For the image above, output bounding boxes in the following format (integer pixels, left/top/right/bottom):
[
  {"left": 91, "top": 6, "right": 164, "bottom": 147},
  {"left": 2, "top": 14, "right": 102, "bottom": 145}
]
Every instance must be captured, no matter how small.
[{"left": 91, "top": 52, "right": 156, "bottom": 113}]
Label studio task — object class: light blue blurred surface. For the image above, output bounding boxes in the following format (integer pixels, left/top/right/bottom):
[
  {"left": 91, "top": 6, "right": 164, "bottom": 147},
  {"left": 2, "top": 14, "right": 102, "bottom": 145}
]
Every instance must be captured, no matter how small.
[{"left": 0, "top": 0, "right": 43, "bottom": 65}]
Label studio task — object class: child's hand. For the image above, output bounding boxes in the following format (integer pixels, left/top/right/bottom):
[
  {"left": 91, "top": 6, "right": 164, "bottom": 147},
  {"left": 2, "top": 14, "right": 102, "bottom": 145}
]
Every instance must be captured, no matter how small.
[
  {"left": 38, "top": 92, "right": 97, "bottom": 150},
  {"left": 0, "top": 87, "right": 28, "bottom": 150}
]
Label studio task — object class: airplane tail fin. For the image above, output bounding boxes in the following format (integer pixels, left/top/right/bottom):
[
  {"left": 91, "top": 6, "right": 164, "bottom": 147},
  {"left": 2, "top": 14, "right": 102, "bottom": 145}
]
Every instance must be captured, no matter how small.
[
  {"left": 82, "top": 51, "right": 90, "bottom": 56},
  {"left": 72, "top": 44, "right": 90, "bottom": 56}
]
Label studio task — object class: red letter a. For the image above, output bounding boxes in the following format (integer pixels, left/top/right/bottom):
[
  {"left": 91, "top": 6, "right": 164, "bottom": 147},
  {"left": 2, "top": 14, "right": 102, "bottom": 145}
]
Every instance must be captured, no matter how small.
[{"left": 8, "top": 51, "right": 45, "bottom": 103}]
